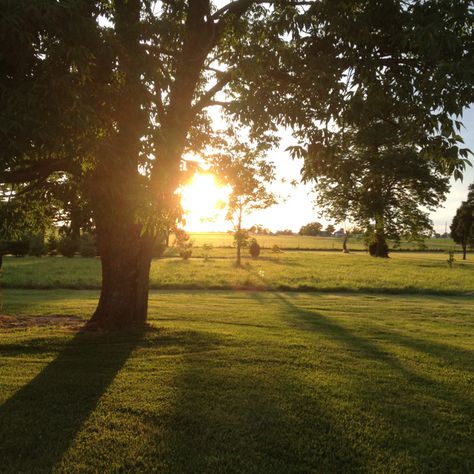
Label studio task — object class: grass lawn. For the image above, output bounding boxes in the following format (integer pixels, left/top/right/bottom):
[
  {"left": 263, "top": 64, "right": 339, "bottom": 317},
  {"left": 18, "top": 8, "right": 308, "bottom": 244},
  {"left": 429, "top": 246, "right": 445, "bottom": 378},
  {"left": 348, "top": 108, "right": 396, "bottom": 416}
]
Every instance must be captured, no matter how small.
[
  {"left": 2, "top": 251, "right": 474, "bottom": 295},
  {"left": 186, "top": 232, "right": 459, "bottom": 251},
  {"left": 0, "top": 290, "right": 473, "bottom": 472}
]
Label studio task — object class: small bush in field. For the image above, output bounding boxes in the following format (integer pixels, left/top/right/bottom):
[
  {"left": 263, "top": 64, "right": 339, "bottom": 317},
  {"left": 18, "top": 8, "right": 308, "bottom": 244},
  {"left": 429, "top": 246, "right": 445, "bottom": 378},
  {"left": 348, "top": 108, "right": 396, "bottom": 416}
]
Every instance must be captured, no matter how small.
[
  {"left": 8, "top": 240, "right": 30, "bottom": 257},
  {"left": 202, "top": 243, "right": 213, "bottom": 261},
  {"left": 447, "top": 250, "right": 455, "bottom": 268},
  {"left": 175, "top": 228, "right": 193, "bottom": 260},
  {"left": 29, "top": 235, "right": 45, "bottom": 257},
  {"left": 272, "top": 244, "right": 282, "bottom": 253},
  {"left": 249, "top": 239, "right": 260, "bottom": 258},
  {"left": 58, "top": 237, "right": 79, "bottom": 258},
  {"left": 80, "top": 233, "right": 98, "bottom": 257}
]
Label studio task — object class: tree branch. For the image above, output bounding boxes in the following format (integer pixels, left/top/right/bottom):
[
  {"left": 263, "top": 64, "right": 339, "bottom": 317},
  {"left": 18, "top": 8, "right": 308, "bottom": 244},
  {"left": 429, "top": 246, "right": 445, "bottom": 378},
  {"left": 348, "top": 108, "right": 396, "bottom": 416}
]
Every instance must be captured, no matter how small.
[
  {"left": 191, "top": 71, "right": 233, "bottom": 114},
  {"left": 0, "top": 159, "right": 74, "bottom": 184}
]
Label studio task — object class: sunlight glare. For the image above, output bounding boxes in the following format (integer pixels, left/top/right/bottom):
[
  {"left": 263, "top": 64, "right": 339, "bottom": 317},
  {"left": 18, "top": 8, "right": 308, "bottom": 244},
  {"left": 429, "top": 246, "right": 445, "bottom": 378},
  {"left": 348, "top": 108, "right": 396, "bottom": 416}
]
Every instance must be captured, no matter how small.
[{"left": 180, "top": 173, "right": 231, "bottom": 231}]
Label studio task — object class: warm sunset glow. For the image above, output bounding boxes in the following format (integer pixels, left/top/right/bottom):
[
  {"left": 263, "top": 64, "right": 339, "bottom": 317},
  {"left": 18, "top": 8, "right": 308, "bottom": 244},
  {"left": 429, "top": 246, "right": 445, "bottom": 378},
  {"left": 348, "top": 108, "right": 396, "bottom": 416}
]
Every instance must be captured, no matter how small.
[{"left": 180, "top": 173, "right": 231, "bottom": 231}]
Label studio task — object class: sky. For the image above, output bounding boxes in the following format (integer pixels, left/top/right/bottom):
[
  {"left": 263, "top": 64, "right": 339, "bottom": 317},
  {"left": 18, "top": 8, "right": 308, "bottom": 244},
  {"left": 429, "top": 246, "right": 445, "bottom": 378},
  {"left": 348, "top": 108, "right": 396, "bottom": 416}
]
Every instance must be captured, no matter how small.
[{"left": 183, "top": 107, "right": 474, "bottom": 234}]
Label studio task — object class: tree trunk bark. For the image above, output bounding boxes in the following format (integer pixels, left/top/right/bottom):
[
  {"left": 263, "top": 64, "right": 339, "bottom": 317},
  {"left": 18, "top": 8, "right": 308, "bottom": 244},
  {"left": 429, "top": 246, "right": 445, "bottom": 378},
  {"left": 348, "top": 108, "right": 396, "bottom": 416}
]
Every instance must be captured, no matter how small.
[
  {"left": 372, "top": 214, "right": 389, "bottom": 258},
  {"left": 86, "top": 219, "right": 153, "bottom": 331},
  {"left": 463, "top": 244, "right": 467, "bottom": 260}
]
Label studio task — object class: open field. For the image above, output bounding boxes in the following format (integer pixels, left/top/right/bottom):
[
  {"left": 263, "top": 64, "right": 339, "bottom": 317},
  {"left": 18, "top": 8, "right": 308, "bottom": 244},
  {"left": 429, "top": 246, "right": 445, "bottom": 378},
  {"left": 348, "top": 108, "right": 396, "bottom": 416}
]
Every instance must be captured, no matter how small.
[
  {"left": 1, "top": 290, "right": 473, "bottom": 473},
  {"left": 2, "top": 251, "right": 474, "bottom": 295},
  {"left": 184, "top": 232, "right": 459, "bottom": 251}
]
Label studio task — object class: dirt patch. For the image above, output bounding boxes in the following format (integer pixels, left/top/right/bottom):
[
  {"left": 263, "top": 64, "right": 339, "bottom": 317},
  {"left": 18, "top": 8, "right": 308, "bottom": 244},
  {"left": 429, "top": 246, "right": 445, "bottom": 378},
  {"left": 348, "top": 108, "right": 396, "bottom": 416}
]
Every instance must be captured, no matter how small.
[{"left": 0, "top": 314, "right": 84, "bottom": 330}]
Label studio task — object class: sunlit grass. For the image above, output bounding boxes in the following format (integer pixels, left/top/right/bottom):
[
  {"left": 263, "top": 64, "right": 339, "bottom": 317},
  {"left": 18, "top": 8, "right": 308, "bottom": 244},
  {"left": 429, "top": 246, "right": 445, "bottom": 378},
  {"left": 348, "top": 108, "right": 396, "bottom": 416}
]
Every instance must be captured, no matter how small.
[
  {"left": 1, "top": 290, "right": 473, "bottom": 472},
  {"left": 2, "top": 251, "right": 474, "bottom": 295}
]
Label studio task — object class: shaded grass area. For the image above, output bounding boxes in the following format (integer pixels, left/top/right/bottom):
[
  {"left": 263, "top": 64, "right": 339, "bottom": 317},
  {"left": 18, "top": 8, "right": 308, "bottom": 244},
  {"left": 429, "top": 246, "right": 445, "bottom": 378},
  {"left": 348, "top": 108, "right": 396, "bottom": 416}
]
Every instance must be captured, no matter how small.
[
  {"left": 2, "top": 251, "right": 474, "bottom": 295},
  {"left": 1, "top": 290, "right": 474, "bottom": 472}
]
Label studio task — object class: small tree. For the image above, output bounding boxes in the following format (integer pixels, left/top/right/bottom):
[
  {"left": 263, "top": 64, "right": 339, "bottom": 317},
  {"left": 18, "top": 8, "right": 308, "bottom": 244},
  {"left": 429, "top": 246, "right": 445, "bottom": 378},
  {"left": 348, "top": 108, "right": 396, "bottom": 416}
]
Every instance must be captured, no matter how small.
[
  {"left": 326, "top": 224, "right": 335, "bottom": 236},
  {"left": 451, "top": 187, "right": 474, "bottom": 260},
  {"left": 211, "top": 132, "right": 276, "bottom": 266},
  {"left": 299, "top": 222, "right": 323, "bottom": 236}
]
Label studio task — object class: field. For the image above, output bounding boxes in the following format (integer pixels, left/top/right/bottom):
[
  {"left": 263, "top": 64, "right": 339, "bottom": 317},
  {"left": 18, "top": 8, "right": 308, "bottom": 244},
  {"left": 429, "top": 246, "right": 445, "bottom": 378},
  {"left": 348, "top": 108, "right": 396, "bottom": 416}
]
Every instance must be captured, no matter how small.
[
  {"left": 2, "top": 251, "right": 474, "bottom": 295},
  {"left": 1, "top": 241, "right": 473, "bottom": 472},
  {"left": 183, "top": 232, "right": 459, "bottom": 251}
]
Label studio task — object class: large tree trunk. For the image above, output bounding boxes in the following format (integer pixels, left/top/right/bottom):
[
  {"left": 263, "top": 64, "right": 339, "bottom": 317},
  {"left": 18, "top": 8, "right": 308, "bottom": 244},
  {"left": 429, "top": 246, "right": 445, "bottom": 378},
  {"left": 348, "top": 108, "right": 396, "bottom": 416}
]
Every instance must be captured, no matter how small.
[
  {"left": 370, "top": 214, "right": 389, "bottom": 258},
  {"left": 462, "top": 244, "right": 467, "bottom": 260},
  {"left": 87, "top": 218, "right": 154, "bottom": 331}
]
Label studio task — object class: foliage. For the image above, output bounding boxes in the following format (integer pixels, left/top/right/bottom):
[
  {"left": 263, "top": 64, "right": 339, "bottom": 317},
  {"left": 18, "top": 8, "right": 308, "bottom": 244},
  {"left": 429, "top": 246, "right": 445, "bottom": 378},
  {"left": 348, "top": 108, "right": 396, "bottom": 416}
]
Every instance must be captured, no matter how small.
[
  {"left": 8, "top": 240, "right": 30, "bottom": 257},
  {"left": 58, "top": 236, "right": 79, "bottom": 258},
  {"left": 299, "top": 222, "right": 323, "bottom": 236},
  {"left": 210, "top": 129, "right": 276, "bottom": 265},
  {"left": 447, "top": 250, "right": 455, "bottom": 268},
  {"left": 28, "top": 235, "right": 46, "bottom": 257},
  {"left": 174, "top": 229, "right": 193, "bottom": 260},
  {"left": 326, "top": 224, "right": 335, "bottom": 236},
  {"left": 248, "top": 239, "right": 261, "bottom": 258},
  {"left": 450, "top": 183, "right": 474, "bottom": 259},
  {"left": 2, "top": 0, "right": 473, "bottom": 325},
  {"left": 79, "top": 233, "right": 98, "bottom": 258},
  {"left": 202, "top": 243, "right": 213, "bottom": 261}
]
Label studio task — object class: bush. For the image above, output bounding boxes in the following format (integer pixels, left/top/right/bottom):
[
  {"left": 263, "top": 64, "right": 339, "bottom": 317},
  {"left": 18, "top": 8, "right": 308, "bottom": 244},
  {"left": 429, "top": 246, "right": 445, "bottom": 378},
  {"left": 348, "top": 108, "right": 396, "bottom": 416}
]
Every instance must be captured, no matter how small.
[
  {"left": 47, "top": 235, "right": 59, "bottom": 255},
  {"left": 80, "top": 233, "right": 98, "bottom": 257},
  {"left": 152, "top": 240, "right": 167, "bottom": 259},
  {"left": 175, "top": 228, "right": 193, "bottom": 260},
  {"left": 249, "top": 239, "right": 261, "bottom": 258},
  {"left": 58, "top": 237, "right": 79, "bottom": 258},
  {"left": 272, "top": 244, "right": 282, "bottom": 253},
  {"left": 29, "top": 235, "right": 46, "bottom": 257},
  {"left": 202, "top": 243, "right": 213, "bottom": 261},
  {"left": 8, "top": 240, "right": 30, "bottom": 257}
]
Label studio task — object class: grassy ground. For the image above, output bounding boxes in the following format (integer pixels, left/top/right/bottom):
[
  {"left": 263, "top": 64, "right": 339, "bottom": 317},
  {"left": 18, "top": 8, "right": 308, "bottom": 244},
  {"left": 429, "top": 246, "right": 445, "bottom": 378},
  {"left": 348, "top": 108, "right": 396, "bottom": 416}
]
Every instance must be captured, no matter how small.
[
  {"left": 2, "top": 251, "right": 474, "bottom": 295},
  {"left": 185, "top": 232, "right": 458, "bottom": 251},
  {"left": 0, "top": 289, "right": 473, "bottom": 473}
]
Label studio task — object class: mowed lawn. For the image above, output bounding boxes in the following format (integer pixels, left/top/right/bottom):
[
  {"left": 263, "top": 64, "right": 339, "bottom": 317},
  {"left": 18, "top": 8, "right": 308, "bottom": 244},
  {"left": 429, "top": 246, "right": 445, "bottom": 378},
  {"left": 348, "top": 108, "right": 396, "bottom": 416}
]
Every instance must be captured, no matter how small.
[
  {"left": 2, "top": 251, "right": 474, "bottom": 295},
  {"left": 0, "top": 290, "right": 473, "bottom": 473}
]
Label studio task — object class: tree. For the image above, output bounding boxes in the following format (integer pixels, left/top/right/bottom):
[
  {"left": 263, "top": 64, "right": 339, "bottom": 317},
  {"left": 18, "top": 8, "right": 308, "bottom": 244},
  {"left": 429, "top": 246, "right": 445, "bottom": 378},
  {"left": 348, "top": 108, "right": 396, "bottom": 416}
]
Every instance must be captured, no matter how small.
[
  {"left": 299, "top": 222, "right": 323, "bottom": 236},
  {"left": 326, "top": 224, "right": 335, "bottom": 236},
  {"left": 451, "top": 184, "right": 474, "bottom": 260},
  {"left": 210, "top": 131, "right": 276, "bottom": 266},
  {"left": 2, "top": 1, "right": 473, "bottom": 327}
]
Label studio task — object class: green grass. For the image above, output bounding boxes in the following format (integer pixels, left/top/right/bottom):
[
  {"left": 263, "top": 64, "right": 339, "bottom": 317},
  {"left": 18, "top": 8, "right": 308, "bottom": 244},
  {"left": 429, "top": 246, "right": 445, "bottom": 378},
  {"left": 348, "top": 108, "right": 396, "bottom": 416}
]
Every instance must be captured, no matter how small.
[
  {"left": 185, "top": 232, "right": 458, "bottom": 251},
  {"left": 3, "top": 251, "right": 474, "bottom": 295},
  {"left": 1, "top": 289, "right": 473, "bottom": 472}
]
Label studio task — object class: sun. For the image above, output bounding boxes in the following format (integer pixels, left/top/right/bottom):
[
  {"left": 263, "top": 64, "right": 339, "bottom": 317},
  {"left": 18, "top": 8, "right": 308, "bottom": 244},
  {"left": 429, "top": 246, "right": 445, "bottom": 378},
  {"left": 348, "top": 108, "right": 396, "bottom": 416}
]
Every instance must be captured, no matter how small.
[{"left": 180, "top": 172, "right": 231, "bottom": 231}]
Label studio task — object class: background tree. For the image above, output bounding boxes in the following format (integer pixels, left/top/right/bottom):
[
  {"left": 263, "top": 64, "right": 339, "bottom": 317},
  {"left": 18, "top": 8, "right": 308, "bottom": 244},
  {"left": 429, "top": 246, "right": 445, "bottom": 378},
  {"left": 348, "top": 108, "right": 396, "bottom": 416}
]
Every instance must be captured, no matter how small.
[
  {"left": 210, "top": 131, "right": 276, "bottom": 266},
  {"left": 299, "top": 222, "right": 323, "bottom": 236},
  {"left": 451, "top": 184, "right": 474, "bottom": 260},
  {"left": 326, "top": 224, "right": 335, "bottom": 236}
]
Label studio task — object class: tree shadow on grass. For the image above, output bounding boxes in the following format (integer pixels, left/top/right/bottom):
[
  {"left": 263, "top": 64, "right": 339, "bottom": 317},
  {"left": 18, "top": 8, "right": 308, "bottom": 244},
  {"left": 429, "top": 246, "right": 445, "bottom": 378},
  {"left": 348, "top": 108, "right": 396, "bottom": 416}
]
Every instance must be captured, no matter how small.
[
  {"left": 0, "top": 329, "right": 143, "bottom": 473},
  {"left": 272, "top": 292, "right": 474, "bottom": 471},
  {"left": 152, "top": 332, "right": 366, "bottom": 474}
]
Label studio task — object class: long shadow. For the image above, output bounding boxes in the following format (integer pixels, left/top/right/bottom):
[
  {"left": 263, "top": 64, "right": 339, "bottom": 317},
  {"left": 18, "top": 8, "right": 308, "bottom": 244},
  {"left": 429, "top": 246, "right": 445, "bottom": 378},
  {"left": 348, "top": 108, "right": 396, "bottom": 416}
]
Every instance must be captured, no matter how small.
[
  {"left": 0, "top": 329, "right": 142, "bottom": 473},
  {"left": 272, "top": 292, "right": 474, "bottom": 470},
  {"left": 154, "top": 331, "right": 366, "bottom": 473}
]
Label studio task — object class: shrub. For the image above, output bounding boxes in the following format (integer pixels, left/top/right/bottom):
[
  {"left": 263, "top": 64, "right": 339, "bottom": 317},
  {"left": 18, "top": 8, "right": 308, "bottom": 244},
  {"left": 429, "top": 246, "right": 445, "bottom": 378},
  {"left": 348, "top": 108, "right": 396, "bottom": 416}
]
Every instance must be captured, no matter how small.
[
  {"left": 175, "top": 228, "right": 193, "bottom": 260},
  {"left": 29, "top": 235, "right": 46, "bottom": 257},
  {"left": 152, "top": 240, "right": 167, "bottom": 259},
  {"left": 249, "top": 238, "right": 261, "bottom": 258},
  {"left": 80, "top": 233, "right": 98, "bottom": 257},
  {"left": 202, "top": 243, "right": 213, "bottom": 261},
  {"left": 47, "top": 235, "right": 59, "bottom": 255},
  {"left": 58, "top": 237, "right": 79, "bottom": 258},
  {"left": 272, "top": 244, "right": 282, "bottom": 253},
  {"left": 8, "top": 240, "right": 30, "bottom": 257}
]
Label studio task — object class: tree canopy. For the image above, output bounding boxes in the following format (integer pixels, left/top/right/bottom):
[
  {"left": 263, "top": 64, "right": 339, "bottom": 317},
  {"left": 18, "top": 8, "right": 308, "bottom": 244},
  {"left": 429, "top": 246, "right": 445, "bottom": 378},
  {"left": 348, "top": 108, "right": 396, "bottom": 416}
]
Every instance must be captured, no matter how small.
[{"left": 1, "top": 0, "right": 473, "bottom": 327}]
